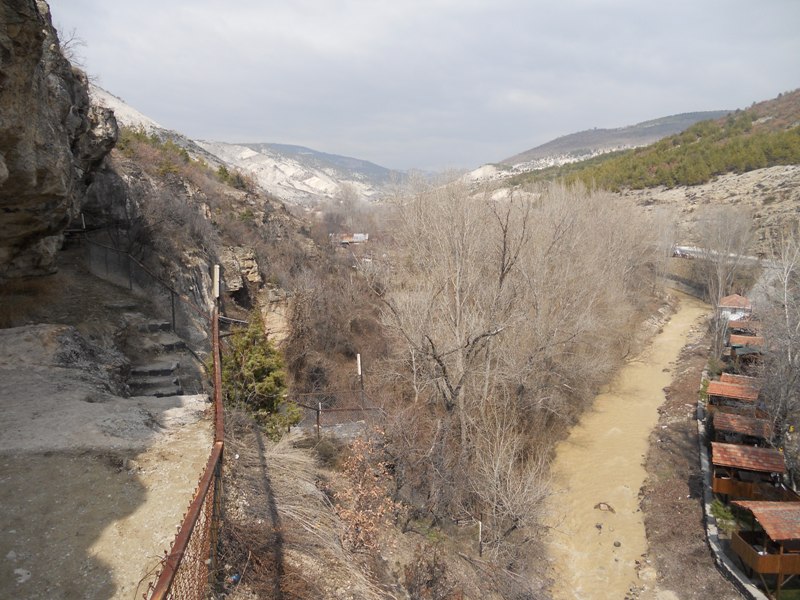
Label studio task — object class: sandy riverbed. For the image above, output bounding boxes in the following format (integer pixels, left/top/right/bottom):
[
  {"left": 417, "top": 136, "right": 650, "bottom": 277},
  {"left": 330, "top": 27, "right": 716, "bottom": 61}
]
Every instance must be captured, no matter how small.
[{"left": 546, "top": 293, "right": 708, "bottom": 599}]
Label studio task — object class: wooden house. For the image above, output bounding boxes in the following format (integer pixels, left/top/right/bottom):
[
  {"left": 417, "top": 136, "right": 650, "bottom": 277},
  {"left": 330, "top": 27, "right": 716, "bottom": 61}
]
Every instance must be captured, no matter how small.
[
  {"left": 713, "top": 412, "right": 772, "bottom": 446},
  {"left": 721, "top": 373, "right": 762, "bottom": 387},
  {"left": 728, "top": 318, "right": 762, "bottom": 336},
  {"left": 724, "top": 333, "right": 765, "bottom": 368},
  {"left": 707, "top": 380, "right": 762, "bottom": 417},
  {"left": 711, "top": 442, "right": 793, "bottom": 501},
  {"left": 731, "top": 501, "right": 800, "bottom": 598}
]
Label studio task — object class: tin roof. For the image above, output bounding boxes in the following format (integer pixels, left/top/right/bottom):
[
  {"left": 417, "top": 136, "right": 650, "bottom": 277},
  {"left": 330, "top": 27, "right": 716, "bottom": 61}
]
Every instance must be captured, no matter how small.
[
  {"left": 729, "top": 334, "right": 765, "bottom": 347},
  {"left": 732, "top": 501, "right": 800, "bottom": 541},
  {"left": 708, "top": 380, "right": 760, "bottom": 402},
  {"left": 719, "top": 294, "right": 752, "bottom": 310},
  {"left": 713, "top": 412, "right": 772, "bottom": 439},
  {"left": 712, "top": 442, "right": 785, "bottom": 474}
]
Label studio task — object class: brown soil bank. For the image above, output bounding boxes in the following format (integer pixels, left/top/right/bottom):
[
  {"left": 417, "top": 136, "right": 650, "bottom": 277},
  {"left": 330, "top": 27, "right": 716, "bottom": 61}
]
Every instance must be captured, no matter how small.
[
  {"left": 637, "top": 328, "right": 743, "bottom": 599},
  {"left": 546, "top": 293, "right": 708, "bottom": 599}
]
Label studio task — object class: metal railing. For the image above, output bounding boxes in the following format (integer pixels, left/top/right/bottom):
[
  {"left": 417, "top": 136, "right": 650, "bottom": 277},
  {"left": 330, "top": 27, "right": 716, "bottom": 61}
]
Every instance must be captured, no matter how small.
[
  {"left": 77, "top": 234, "right": 386, "bottom": 597},
  {"left": 147, "top": 309, "right": 225, "bottom": 600},
  {"left": 82, "top": 236, "right": 210, "bottom": 347},
  {"left": 75, "top": 232, "right": 223, "bottom": 599},
  {"left": 293, "top": 390, "right": 384, "bottom": 440}
]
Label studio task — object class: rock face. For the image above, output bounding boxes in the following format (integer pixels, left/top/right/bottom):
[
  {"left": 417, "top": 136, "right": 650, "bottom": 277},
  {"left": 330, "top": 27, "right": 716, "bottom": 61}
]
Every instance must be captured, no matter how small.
[
  {"left": 220, "top": 246, "right": 262, "bottom": 296},
  {"left": 0, "top": 0, "right": 117, "bottom": 280}
]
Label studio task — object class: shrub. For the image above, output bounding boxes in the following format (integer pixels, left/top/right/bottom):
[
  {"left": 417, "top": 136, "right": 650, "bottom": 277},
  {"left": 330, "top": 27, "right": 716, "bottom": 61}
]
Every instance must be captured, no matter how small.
[
  {"left": 220, "top": 312, "right": 300, "bottom": 438},
  {"left": 405, "top": 543, "right": 456, "bottom": 600},
  {"left": 330, "top": 433, "right": 401, "bottom": 551},
  {"left": 710, "top": 499, "right": 737, "bottom": 535}
]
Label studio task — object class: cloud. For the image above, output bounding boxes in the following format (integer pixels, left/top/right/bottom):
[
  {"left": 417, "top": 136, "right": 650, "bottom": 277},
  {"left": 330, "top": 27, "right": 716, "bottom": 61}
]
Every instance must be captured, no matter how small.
[{"left": 50, "top": 0, "right": 800, "bottom": 170}]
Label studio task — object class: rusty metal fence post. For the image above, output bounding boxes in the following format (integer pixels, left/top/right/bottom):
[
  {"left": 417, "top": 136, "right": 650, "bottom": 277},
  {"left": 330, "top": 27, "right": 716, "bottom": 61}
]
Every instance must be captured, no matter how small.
[{"left": 147, "top": 307, "right": 225, "bottom": 600}]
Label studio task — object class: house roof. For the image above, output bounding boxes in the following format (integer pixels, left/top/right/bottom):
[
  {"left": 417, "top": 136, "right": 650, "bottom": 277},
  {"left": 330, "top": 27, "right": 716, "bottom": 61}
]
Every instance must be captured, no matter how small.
[
  {"left": 721, "top": 373, "right": 762, "bottom": 386},
  {"left": 732, "top": 501, "right": 800, "bottom": 542},
  {"left": 708, "top": 380, "right": 760, "bottom": 402},
  {"left": 729, "top": 334, "right": 765, "bottom": 347},
  {"left": 712, "top": 442, "right": 785, "bottom": 474},
  {"left": 719, "top": 294, "right": 752, "bottom": 310},
  {"left": 729, "top": 318, "right": 761, "bottom": 332},
  {"left": 732, "top": 347, "right": 763, "bottom": 356},
  {"left": 713, "top": 412, "right": 772, "bottom": 439}
]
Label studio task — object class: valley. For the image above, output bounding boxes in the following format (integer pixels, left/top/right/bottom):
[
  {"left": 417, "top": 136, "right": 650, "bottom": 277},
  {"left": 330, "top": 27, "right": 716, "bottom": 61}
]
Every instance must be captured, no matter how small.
[{"left": 1, "top": 2, "right": 799, "bottom": 599}]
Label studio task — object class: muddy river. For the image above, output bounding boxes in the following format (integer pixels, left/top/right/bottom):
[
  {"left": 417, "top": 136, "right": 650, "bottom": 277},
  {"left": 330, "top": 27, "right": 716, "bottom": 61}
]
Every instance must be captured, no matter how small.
[{"left": 546, "top": 293, "right": 708, "bottom": 599}]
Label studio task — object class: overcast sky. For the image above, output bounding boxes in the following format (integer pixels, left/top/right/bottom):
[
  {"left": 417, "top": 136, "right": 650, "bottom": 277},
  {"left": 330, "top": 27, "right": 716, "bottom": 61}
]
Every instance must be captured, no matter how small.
[{"left": 49, "top": 0, "right": 800, "bottom": 171}]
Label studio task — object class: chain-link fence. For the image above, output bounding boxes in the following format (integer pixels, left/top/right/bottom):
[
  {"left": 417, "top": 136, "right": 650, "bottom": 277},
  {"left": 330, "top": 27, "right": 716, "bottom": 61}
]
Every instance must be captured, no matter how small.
[
  {"left": 84, "top": 237, "right": 209, "bottom": 347},
  {"left": 74, "top": 232, "right": 224, "bottom": 599},
  {"left": 147, "top": 443, "right": 223, "bottom": 600},
  {"left": 147, "top": 312, "right": 225, "bottom": 600}
]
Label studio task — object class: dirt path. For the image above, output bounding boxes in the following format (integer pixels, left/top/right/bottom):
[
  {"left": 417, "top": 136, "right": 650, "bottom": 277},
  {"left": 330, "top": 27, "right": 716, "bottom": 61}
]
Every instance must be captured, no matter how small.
[
  {"left": 546, "top": 293, "right": 708, "bottom": 600},
  {"left": 0, "top": 246, "right": 212, "bottom": 598},
  {"left": 0, "top": 421, "right": 210, "bottom": 599}
]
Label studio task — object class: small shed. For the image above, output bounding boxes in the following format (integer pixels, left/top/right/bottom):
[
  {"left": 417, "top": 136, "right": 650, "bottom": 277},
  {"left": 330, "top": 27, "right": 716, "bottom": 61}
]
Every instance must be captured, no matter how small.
[
  {"left": 721, "top": 373, "right": 762, "bottom": 387},
  {"left": 719, "top": 294, "right": 753, "bottom": 321},
  {"left": 707, "top": 380, "right": 762, "bottom": 416},
  {"left": 730, "top": 334, "right": 766, "bottom": 348},
  {"left": 731, "top": 501, "right": 800, "bottom": 598},
  {"left": 713, "top": 412, "right": 772, "bottom": 446},
  {"left": 711, "top": 442, "right": 790, "bottom": 501},
  {"left": 729, "top": 318, "right": 762, "bottom": 335}
]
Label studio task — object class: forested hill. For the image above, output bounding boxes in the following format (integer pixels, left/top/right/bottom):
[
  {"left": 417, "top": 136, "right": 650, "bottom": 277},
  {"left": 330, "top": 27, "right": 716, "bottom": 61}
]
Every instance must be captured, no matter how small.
[
  {"left": 502, "top": 111, "right": 729, "bottom": 165},
  {"left": 510, "top": 89, "right": 800, "bottom": 190}
]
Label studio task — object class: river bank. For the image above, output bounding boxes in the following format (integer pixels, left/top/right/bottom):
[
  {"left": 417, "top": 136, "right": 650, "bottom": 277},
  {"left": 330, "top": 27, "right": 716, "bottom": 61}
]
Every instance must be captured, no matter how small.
[
  {"left": 545, "top": 293, "right": 709, "bottom": 599},
  {"left": 637, "top": 323, "right": 743, "bottom": 599}
]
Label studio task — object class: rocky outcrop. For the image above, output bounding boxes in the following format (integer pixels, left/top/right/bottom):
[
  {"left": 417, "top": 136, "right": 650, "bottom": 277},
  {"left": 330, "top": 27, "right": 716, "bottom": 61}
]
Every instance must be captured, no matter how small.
[
  {"left": 220, "top": 246, "right": 262, "bottom": 304},
  {"left": 0, "top": 0, "right": 118, "bottom": 280}
]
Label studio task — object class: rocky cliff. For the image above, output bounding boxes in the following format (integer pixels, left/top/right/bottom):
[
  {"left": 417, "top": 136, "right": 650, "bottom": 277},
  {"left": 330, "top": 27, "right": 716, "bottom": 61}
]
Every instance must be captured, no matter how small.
[{"left": 0, "top": 0, "right": 117, "bottom": 280}]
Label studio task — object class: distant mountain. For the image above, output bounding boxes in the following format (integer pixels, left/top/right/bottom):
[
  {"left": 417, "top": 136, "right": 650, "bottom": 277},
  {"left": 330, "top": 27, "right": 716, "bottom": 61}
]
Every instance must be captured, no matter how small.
[
  {"left": 89, "top": 84, "right": 403, "bottom": 205},
  {"left": 194, "top": 140, "right": 403, "bottom": 204},
  {"left": 488, "top": 88, "right": 800, "bottom": 193},
  {"left": 246, "top": 143, "right": 399, "bottom": 186},
  {"left": 544, "top": 89, "right": 800, "bottom": 191},
  {"left": 90, "top": 85, "right": 163, "bottom": 132},
  {"left": 501, "top": 111, "right": 730, "bottom": 167}
]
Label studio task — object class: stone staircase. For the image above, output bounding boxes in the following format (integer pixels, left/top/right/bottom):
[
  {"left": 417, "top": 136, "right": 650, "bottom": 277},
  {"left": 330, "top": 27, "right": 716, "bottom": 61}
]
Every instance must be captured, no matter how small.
[{"left": 123, "top": 319, "right": 204, "bottom": 398}]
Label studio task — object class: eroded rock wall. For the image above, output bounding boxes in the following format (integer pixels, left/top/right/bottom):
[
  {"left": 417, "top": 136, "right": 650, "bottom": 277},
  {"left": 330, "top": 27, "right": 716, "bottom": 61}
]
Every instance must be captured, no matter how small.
[{"left": 0, "top": 0, "right": 117, "bottom": 280}]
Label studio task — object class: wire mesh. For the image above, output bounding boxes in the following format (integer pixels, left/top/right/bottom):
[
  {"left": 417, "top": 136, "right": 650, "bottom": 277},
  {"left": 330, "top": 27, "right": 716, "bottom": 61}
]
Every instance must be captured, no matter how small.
[
  {"left": 149, "top": 475, "right": 215, "bottom": 600},
  {"left": 80, "top": 236, "right": 222, "bottom": 599}
]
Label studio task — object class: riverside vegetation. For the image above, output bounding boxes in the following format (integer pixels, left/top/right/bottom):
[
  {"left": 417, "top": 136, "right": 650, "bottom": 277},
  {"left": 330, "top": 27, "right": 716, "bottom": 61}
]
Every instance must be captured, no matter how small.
[
  {"left": 70, "top": 102, "right": 793, "bottom": 599},
  {"left": 510, "top": 89, "right": 800, "bottom": 191},
  {"left": 8, "top": 7, "right": 798, "bottom": 597}
]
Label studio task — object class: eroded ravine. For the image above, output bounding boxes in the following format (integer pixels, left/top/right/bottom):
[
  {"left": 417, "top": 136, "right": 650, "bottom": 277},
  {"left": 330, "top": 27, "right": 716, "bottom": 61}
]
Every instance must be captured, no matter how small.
[{"left": 546, "top": 293, "right": 708, "bottom": 599}]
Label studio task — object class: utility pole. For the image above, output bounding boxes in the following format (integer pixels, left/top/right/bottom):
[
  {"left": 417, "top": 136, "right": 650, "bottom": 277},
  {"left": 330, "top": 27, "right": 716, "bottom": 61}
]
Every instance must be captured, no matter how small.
[
  {"left": 357, "top": 353, "right": 365, "bottom": 409},
  {"left": 213, "top": 264, "right": 220, "bottom": 307}
]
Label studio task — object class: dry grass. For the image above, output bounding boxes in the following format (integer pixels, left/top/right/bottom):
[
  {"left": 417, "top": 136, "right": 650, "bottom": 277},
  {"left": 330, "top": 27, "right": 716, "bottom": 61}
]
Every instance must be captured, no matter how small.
[{"left": 221, "top": 409, "right": 386, "bottom": 599}]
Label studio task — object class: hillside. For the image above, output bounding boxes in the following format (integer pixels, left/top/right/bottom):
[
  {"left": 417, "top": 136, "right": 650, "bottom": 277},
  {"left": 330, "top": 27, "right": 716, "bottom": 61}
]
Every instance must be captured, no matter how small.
[
  {"left": 195, "top": 139, "right": 402, "bottom": 204},
  {"left": 508, "top": 88, "right": 800, "bottom": 190},
  {"left": 502, "top": 110, "right": 729, "bottom": 166},
  {"left": 89, "top": 84, "right": 402, "bottom": 205}
]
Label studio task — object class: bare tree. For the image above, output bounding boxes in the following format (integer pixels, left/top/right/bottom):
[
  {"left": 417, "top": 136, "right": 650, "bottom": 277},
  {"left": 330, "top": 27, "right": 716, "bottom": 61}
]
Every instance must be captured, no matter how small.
[
  {"left": 759, "top": 224, "right": 800, "bottom": 475},
  {"left": 370, "top": 180, "right": 663, "bottom": 558},
  {"left": 693, "top": 207, "right": 754, "bottom": 355}
]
